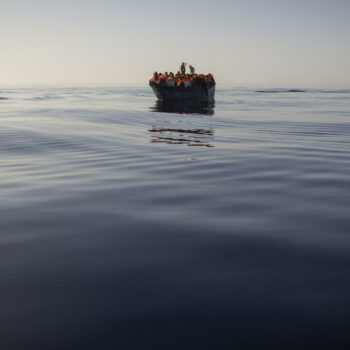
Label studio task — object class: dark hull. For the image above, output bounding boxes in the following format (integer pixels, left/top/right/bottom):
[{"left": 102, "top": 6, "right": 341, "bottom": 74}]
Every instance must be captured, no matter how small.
[{"left": 150, "top": 80, "right": 215, "bottom": 102}]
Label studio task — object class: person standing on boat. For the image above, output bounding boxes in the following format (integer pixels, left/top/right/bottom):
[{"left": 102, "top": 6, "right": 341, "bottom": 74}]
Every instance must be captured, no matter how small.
[
  {"left": 189, "top": 65, "right": 195, "bottom": 75},
  {"left": 180, "top": 62, "right": 186, "bottom": 75}
]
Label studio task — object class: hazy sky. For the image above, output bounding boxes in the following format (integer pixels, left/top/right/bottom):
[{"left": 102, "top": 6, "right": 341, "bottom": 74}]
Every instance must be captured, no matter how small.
[{"left": 1, "top": 0, "right": 349, "bottom": 86}]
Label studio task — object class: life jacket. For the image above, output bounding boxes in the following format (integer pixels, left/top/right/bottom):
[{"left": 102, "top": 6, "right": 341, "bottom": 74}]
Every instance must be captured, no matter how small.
[
  {"left": 152, "top": 73, "right": 158, "bottom": 82},
  {"left": 158, "top": 76, "right": 167, "bottom": 85},
  {"left": 177, "top": 79, "right": 185, "bottom": 87}
]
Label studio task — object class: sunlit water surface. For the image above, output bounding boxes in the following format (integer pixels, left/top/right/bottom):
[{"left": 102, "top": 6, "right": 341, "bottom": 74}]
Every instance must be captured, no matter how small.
[{"left": 1, "top": 86, "right": 350, "bottom": 349}]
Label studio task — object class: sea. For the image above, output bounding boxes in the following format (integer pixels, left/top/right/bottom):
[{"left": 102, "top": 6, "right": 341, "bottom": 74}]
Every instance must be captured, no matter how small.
[{"left": 1, "top": 86, "right": 350, "bottom": 349}]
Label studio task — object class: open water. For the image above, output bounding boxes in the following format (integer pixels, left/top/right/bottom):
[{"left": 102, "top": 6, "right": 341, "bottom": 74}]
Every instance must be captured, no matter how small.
[{"left": 1, "top": 86, "right": 350, "bottom": 349}]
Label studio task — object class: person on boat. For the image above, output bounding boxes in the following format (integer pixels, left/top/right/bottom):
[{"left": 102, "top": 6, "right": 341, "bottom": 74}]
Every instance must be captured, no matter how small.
[
  {"left": 180, "top": 62, "right": 186, "bottom": 75},
  {"left": 183, "top": 79, "right": 192, "bottom": 88},
  {"left": 158, "top": 73, "right": 167, "bottom": 85},
  {"left": 191, "top": 74, "right": 198, "bottom": 86},
  {"left": 177, "top": 77, "right": 185, "bottom": 88},
  {"left": 166, "top": 78, "right": 175, "bottom": 87},
  {"left": 208, "top": 73, "right": 215, "bottom": 85},
  {"left": 196, "top": 74, "right": 206, "bottom": 87},
  {"left": 189, "top": 65, "right": 195, "bottom": 75},
  {"left": 152, "top": 72, "right": 159, "bottom": 82},
  {"left": 177, "top": 75, "right": 192, "bottom": 88}
]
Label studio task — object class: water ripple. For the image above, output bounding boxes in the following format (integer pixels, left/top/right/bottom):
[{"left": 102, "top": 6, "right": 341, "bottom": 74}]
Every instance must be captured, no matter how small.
[{"left": 1, "top": 86, "right": 350, "bottom": 349}]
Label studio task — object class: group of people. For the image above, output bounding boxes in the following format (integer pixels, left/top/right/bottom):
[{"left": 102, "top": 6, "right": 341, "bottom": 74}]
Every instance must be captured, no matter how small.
[{"left": 151, "top": 63, "right": 215, "bottom": 88}]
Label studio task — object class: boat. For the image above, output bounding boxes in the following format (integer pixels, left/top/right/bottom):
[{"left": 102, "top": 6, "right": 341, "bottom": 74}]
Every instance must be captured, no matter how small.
[{"left": 149, "top": 79, "right": 215, "bottom": 102}]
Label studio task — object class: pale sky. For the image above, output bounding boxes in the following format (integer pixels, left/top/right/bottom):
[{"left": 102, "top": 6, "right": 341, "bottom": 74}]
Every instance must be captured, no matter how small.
[{"left": 1, "top": 0, "right": 349, "bottom": 86}]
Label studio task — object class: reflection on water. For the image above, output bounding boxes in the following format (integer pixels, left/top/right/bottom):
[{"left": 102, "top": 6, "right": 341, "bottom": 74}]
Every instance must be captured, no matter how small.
[
  {"left": 149, "top": 127, "right": 214, "bottom": 147},
  {"left": 150, "top": 100, "right": 215, "bottom": 115},
  {"left": 149, "top": 100, "right": 215, "bottom": 147}
]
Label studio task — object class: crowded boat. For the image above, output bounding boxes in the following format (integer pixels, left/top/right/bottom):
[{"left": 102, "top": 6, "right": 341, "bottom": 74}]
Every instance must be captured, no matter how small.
[
  {"left": 151, "top": 62, "right": 215, "bottom": 88},
  {"left": 149, "top": 62, "right": 216, "bottom": 101}
]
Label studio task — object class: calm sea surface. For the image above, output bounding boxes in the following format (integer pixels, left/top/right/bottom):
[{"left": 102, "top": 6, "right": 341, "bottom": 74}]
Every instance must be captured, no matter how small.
[{"left": 1, "top": 86, "right": 350, "bottom": 349}]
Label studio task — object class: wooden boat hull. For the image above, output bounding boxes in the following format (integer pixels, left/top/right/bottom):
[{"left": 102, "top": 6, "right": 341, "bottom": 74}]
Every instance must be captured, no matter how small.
[{"left": 150, "top": 80, "right": 215, "bottom": 102}]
